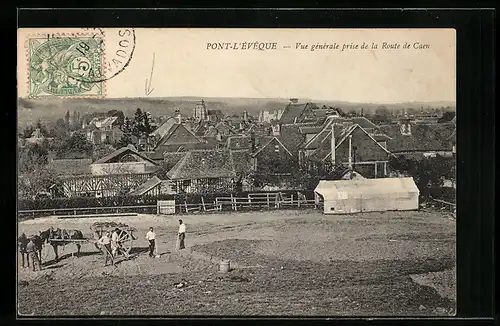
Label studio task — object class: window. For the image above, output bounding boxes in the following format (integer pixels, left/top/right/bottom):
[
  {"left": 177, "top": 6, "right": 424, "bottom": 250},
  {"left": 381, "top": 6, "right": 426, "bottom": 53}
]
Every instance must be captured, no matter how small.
[
  {"left": 400, "top": 123, "right": 412, "bottom": 136},
  {"left": 120, "top": 154, "right": 137, "bottom": 162},
  {"left": 274, "top": 145, "right": 280, "bottom": 152},
  {"left": 183, "top": 180, "right": 191, "bottom": 187}
]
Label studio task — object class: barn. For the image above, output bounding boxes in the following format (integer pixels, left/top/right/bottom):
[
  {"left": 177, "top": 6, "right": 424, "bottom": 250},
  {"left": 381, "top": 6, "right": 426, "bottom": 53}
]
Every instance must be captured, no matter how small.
[{"left": 314, "top": 177, "right": 420, "bottom": 214}]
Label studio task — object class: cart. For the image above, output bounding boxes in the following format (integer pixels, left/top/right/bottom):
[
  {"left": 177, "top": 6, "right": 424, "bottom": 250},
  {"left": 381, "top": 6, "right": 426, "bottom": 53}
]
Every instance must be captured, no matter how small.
[{"left": 90, "top": 221, "right": 137, "bottom": 257}]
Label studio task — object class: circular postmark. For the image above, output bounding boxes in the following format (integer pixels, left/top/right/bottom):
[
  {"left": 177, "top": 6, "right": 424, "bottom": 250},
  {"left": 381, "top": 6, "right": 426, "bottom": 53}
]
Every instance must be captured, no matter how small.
[
  {"left": 78, "top": 28, "right": 136, "bottom": 83},
  {"left": 28, "top": 28, "right": 135, "bottom": 97}
]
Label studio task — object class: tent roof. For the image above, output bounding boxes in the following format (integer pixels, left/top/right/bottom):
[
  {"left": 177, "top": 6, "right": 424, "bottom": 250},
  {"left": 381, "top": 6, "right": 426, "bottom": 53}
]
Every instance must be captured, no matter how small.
[{"left": 314, "top": 177, "right": 419, "bottom": 199}]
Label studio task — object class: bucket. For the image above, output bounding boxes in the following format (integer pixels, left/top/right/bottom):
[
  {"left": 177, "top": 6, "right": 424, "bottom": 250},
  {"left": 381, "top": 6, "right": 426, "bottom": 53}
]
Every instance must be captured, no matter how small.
[{"left": 219, "top": 259, "right": 230, "bottom": 273}]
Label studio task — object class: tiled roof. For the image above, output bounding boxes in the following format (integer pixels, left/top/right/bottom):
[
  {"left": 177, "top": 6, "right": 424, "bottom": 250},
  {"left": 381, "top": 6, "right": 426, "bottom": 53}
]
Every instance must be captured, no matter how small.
[
  {"left": 204, "top": 121, "right": 235, "bottom": 136},
  {"left": 227, "top": 136, "right": 251, "bottom": 150},
  {"left": 128, "top": 176, "right": 162, "bottom": 196},
  {"left": 150, "top": 117, "right": 177, "bottom": 138},
  {"left": 301, "top": 119, "right": 355, "bottom": 150},
  {"left": 96, "top": 116, "right": 118, "bottom": 128},
  {"left": 166, "top": 150, "right": 236, "bottom": 180},
  {"left": 144, "top": 151, "right": 165, "bottom": 161},
  {"left": 278, "top": 124, "right": 306, "bottom": 156},
  {"left": 377, "top": 123, "right": 455, "bottom": 153},
  {"left": 298, "top": 126, "right": 323, "bottom": 134},
  {"left": 47, "top": 158, "right": 92, "bottom": 177},
  {"left": 230, "top": 150, "right": 253, "bottom": 176},
  {"left": 93, "top": 147, "right": 158, "bottom": 165},
  {"left": 155, "top": 141, "right": 219, "bottom": 154},
  {"left": 279, "top": 102, "right": 319, "bottom": 124},
  {"left": 164, "top": 152, "right": 188, "bottom": 168},
  {"left": 350, "top": 117, "right": 378, "bottom": 129}
]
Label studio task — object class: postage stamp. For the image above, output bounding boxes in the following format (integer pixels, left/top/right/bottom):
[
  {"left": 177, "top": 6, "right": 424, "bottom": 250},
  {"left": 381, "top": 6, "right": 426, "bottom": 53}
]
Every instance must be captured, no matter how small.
[{"left": 27, "top": 35, "right": 105, "bottom": 98}]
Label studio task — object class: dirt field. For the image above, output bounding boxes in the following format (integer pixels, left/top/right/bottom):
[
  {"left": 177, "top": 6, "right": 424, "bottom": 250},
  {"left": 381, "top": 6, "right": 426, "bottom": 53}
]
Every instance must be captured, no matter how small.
[{"left": 17, "top": 209, "right": 456, "bottom": 316}]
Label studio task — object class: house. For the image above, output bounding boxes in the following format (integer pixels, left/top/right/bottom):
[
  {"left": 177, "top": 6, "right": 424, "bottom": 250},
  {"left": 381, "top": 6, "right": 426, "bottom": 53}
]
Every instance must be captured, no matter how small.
[
  {"left": 377, "top": 121, "right": 456, "bottom": 157},
  {"left": 152, "top": 122, "right": 207, "bottom": 155},
  {"left": 166, "top": 150, "right": 237, "bottom": 193},
  {"left": 204, "top": 121, "right": 236, "bottom": 138},
  {"left": 150, "top": 116, "right": 177, "bottom": 142},
  {"left": 84, "top": 116, "right": 124, "bottom": 145},
  {"left": 250, "top": 136, "right": 295, "bottom": 175},
  {"left": 259, "top": 108, "right": 284, "bottom": 123},
  {"left": 298, "top": 116, "right": 391, "bottom": 178},
  {"left": 91, "top": 146, "right": 159, "bottom": 175},
  {"left": 314, "top": 177, "right": 420, "bottom": 214},
  {"left": 25, "top": 128, "right": 52, "bottom": 144}
]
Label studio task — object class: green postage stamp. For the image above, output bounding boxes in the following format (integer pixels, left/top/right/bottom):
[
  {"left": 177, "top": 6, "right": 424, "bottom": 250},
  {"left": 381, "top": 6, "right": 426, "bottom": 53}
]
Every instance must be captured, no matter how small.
[{"left": 27, "top": 35, "right": 105, "bottom": 98}]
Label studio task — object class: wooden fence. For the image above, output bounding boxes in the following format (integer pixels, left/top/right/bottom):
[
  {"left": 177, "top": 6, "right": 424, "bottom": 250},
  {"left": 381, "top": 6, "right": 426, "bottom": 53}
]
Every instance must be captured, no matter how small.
[{"left": 18, "top": 191, "right": 318, "bottom": 219}]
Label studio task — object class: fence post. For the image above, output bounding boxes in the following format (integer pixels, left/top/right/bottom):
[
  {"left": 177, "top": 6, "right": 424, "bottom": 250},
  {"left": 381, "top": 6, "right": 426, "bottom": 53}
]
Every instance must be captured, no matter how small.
[{"left": 267, "top": 194, "right": 270, "bottom": 207}]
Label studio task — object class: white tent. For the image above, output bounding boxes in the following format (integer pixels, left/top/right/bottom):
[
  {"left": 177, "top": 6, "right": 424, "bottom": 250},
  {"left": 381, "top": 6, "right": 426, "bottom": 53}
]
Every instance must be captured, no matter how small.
[{"left": 314, "top": 177, "right": 420, "bottom": 214}]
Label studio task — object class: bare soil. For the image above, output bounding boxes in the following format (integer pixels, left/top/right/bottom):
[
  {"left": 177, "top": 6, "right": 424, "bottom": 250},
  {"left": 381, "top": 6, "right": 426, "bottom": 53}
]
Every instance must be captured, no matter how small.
[{"left": 17, "top": 210, "right": 456, "bottom": 316}]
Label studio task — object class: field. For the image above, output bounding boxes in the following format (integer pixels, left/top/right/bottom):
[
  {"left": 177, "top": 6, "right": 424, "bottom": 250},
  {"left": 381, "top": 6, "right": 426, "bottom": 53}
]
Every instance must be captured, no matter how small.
[{"left": 17, "top": 209, "right": 456, "bottom": 316}]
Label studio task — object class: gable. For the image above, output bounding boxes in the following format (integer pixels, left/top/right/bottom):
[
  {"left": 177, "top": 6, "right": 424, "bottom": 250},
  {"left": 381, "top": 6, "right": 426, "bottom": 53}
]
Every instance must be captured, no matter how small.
[
  {"left": 253, "top": 137, "right": 293, "bottom": 158},
  {"left": 157, "top": 124, "right": 202, "bottom": 147}
]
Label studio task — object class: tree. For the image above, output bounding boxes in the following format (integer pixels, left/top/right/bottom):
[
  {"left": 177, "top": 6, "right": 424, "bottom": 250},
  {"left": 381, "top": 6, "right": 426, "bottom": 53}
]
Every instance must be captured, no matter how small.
[
  {"left": 71, "top": 111, "right": 81, "bottom": 130},
  {"left": 388, "top": 154, "right": 456, "bottom": 196},
  {"left": 117, "top": 132, "right": 134, "bottom": 148},
  {"left": 438, "top": 111, "right": 456, "bottom": 123},
  {"left": 107, "top": 109, "right": 125, "bottom": 126},
  {"left": 18, "top": 142, "right": 50, "bottom": 174},
  {"left": 52, "top": 132, "right": 93, "bottom": 159},
  {"left": 21, "top": 125, "right": 35, "bottom": 138},
  {"left": 18, "top": 166, "right": 61, "bottom": 200},
  {"left": 92, "top": 143, "right": 116, "bottom": 162},
  {"left": 64, "top": 110, "right": 70, "bottom": 128},
  {"left": 132, "top": 108, "right": 145, "bottom": 136}
]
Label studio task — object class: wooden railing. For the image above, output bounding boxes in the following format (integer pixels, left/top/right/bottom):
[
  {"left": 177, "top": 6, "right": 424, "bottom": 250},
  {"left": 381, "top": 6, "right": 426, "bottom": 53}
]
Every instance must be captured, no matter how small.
[
  {"left": 430, "top": 198, "right": 456, "bottom": 212},
  {"left": 19, "top": 192, "right": 319, "bottom": 219},
  {"left": 18, "top": 205, "right": 158, "bottom": 219}
]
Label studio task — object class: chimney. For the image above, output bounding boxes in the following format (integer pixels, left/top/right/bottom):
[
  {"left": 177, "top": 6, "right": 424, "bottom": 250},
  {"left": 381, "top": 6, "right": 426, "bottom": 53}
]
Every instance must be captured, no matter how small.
[
  {"left": 271, "top": 123, "right": 281, "bottom": 136},
  {"left": 175, "top": 109, "right": 182, "bottom": 124},
  {"left": 348, "top": 135, "right": 353, "bottom": 169},
  {"left": 250, "top": 131, "right": 256, "bottom": 152},
  {"left": 243, "top": 111, "right": 248, "bottom": 121}
]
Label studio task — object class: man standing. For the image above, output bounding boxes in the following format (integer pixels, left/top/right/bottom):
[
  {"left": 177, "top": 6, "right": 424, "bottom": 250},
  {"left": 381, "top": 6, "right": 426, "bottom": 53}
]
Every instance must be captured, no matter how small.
[
  {"left": 178, "top": 219, "right": 186, "bottom": 250},
  {"left": 111, "top": 228, "right": 120, "bottom": 257},
  {"left": 146, "top": 227, "right": 156, "bottom": 258},
  {"left": 26, "top": 238, "right": 41, "bottom": 272},
  {"left": 97, "top": 231, "right": 114, "bottom": 267}
]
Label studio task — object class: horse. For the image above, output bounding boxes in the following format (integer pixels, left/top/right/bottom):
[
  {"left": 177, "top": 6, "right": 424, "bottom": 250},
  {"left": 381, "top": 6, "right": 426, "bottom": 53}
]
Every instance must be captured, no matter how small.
[
  {"left": 40, "top": 227, "right": 84, "bottom": 262},
  {"left": 18, "top": 233, "right": 29, "bottom": 268}
]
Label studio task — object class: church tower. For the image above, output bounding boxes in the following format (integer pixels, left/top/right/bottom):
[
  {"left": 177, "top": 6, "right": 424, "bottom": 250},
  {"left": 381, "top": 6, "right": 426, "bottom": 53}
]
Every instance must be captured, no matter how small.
[{"left": 194, "top": 99, "right": 208, "bottom": 121}]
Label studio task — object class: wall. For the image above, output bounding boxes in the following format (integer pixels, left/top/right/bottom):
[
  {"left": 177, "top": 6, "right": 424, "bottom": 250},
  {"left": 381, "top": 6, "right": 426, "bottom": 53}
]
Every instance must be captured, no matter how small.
[
  {"left": 255, "top": 138, "right": 294, "bottom": 174},
  {"left": 91, "top": 162, "right": 146, "bottom": 175},
  {"left": 323, "top": 192, "right": 419, "bottom": 214}
]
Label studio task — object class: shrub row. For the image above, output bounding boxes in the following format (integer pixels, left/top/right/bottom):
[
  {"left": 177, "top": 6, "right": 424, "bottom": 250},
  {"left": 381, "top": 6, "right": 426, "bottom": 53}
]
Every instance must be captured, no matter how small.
[{"left": 18, "top": 189, "right": 315, "bottom": 211}]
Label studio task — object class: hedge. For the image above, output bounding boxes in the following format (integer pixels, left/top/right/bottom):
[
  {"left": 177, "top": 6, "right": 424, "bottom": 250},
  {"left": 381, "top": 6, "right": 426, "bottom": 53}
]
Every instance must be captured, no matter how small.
[{"left": 18, "top": 189, "right": 316, "bottom": 211}]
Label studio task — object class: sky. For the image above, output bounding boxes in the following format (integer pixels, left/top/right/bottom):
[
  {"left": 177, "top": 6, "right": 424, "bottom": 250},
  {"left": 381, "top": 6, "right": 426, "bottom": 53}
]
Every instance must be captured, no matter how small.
[{"left": 18, "top": 28, "right": 456, "bottom": 103}]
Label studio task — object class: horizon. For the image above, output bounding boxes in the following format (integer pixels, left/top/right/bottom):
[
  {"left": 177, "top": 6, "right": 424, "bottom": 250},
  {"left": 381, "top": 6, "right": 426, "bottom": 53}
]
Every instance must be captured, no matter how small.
[{"left": 18, "top": 96, "right": 456, "bottom": 106}]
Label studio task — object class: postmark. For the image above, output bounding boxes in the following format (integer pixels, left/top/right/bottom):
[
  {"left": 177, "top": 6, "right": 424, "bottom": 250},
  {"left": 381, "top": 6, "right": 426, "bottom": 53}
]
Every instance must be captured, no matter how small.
[
  {"left": 79, "top": 28, "right": 136, "bottom": 83},
  {"left": 26, "top": 28, "right": 135, "bottom": 98}
]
